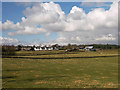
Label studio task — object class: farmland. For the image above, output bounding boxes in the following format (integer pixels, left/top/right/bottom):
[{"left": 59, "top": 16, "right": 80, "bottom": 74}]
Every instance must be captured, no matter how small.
[{"left": 2, "top": 49, "right": 118, "bottom": 88}]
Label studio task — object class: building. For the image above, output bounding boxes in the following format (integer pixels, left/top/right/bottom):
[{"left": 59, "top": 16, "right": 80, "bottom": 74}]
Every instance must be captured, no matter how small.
[
  {"left": 84, "top": 46, "right": 93, "bottom": 50},
  {"left": 34, "top": 46, "right": 54, "bottom": 51},
  {"left": 34, "top": 47, "right": 42, "bottom": 51}
]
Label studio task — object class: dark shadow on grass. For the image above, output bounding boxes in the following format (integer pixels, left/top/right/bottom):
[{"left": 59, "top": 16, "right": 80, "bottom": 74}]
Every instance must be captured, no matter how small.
[
  {"left": 2, "top": 76, "right": 17, "bottom": 79},
  {"left": 4, "top": 70, "right": 20, "bottom": 72},
  {"left": 7, "top": 80, "right": 17, "bottom": 82},
  {"left": 14, "top": 52, "right": 82, "bottom": 56},
  {"left": 2, "top": 55, "right": 119, "bottom": 60}
]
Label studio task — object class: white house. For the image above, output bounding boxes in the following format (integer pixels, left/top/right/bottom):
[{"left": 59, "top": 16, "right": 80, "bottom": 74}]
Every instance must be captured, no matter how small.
[
  {"left": 34, "top": 47, "right": 41, "bottom": 51},
  {"left": 47, "top": 47, "right": 53, "bottom": 50},
  {"left": 34, "top": 46, "right": 53, "bottom": 51},
  {"left": 84, "top": 46, "right": 93, "bottom": 50}
]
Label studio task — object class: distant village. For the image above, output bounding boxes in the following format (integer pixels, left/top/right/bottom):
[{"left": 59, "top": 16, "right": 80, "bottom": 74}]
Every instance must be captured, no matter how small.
[
  {"left": 2, "top": 44, "right": 120, "bottom": 56},
  {"left": 15, "top": 44, "right": 120, "bottom": 52},
  {"left": 20, "top": 45, "right": 94, "bottom": 51}
]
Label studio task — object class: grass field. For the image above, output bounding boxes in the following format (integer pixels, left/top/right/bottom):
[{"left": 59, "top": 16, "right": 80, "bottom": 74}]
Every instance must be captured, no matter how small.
[{"left": 2, "top": 49, "right": 118, "bottom": 88}]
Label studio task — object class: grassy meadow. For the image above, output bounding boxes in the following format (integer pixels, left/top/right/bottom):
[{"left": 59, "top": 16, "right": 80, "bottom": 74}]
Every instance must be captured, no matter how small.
[{"left": 2, "top": 49, "right": 118, "bottom": 88}]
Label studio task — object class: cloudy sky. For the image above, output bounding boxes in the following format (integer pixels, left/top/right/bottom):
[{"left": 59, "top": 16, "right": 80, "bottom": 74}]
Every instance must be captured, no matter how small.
[{"left": 1, "top": 1, "right": 118, "bottom": 45}]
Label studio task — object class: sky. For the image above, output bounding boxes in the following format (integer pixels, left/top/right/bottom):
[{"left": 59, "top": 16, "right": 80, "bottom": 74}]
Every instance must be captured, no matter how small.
[{"left": 1, "top": 1, "right": 118, "bottom": 45}]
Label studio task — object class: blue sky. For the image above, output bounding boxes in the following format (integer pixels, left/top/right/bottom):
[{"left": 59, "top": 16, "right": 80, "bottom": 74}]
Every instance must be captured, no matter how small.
[{"left": 2, "top": 2, "right": 116, "bottom": 45}]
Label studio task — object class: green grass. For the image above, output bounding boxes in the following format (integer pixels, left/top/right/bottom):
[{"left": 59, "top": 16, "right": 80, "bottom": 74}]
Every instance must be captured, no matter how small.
[{"left": 2, "top": 49, "right": 118, "bottom": 88}]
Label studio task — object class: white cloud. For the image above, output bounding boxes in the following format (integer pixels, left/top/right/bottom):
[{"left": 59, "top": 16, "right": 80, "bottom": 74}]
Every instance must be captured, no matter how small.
[
  {"left": 2, "top": 20, "right": 22, "bottom": 30},
  {"left": 55, "top": 1, "right": 118, "bottom": 44},
  {"left": 2, "top": 1, "right": 118, "bottom": 44},
  {"left": 2, "top": 2, "right": 65, "bottom": 35},
  {"left": 0, "top": 37, "right": 19, "bottom": 45},
  {"left": 7, "top": 26, "right": 46, "bottom": 36},
  {"left": 23, "top": 1, "right": 65, "bottom": 24},
  {"left": 96, "top": 34, "right": 116, "bottom": 41}
]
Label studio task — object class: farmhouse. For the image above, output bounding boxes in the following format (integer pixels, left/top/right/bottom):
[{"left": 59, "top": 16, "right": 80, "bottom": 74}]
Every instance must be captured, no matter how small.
[
  {"left": 34, "top": 47, "right": 42, "bottom": 51},
  {"left": 34, "top": 46, "right": 54, "bottom": 51},
  {"left": 84, "top": 46, "right": 93, "bottom": 50}
]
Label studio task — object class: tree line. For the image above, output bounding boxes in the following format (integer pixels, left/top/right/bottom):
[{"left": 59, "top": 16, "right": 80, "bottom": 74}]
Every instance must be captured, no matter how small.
[
  {"left": 1, "top": 44, "right": 120, "bottom": 56},
  {"left": 52, "top": 44, "right": 120, "bottom": 50},
  {"left": 2, "top": 45, "right": 16, "bottom": 56}
]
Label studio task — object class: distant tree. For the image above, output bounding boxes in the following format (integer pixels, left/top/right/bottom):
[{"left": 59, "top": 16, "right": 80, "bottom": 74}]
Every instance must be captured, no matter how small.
[
  {"left": 71, "top": 44, "right": 78, "bottom": 49},
  {"left": 92, "top": 44, "right": 119, "bottom": 49},
  {"left": 66, "top": 44, "right": 78, "bottom": 50},
  {"left": 67, "top": 44, "right": 72, "bottom": 49},
  {"left": 2, "top": 45, "right": 16, "bottom": 56},
  {"left": 33, "top": 45, "right": 36, "bottom": 48},
  {"left": 30, "top": 47, "right": 34, "bottom": 51},
  {"left": 52, "top": 44, "right": 60, "bottom": 49},
  {"left": 17, "top": 45, "right": 22, "bottom": 51},
  {"left": 30, "top": 45, "right": 35, "bottom": 51}
]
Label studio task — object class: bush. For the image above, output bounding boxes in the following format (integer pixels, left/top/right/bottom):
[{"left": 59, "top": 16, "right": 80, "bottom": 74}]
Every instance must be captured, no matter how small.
[
  {"left": 17, "top": 45, "right": 22, "bottom": 51},
  {"left": 2, "top": 45, "right": 16, "bottom": 56}
]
